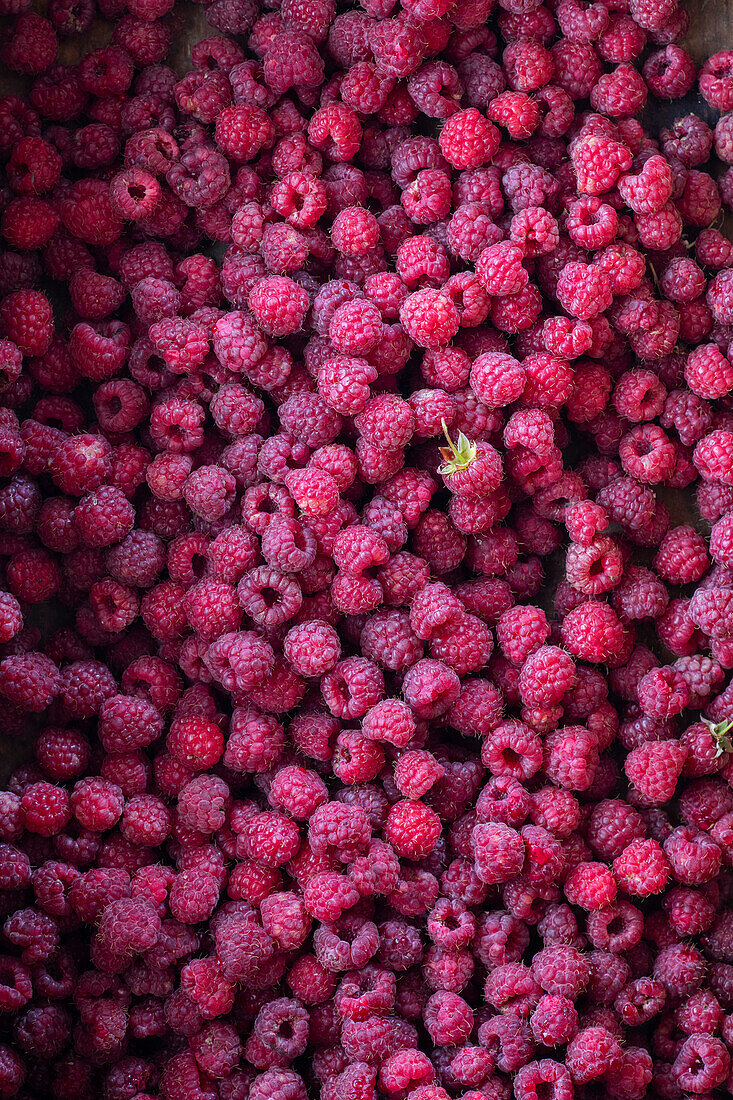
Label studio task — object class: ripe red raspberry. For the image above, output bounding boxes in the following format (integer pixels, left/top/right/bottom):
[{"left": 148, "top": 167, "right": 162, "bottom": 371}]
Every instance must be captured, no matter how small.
[
  {"left": 0, "top": 290, "right": 53, "bottom": 357},
  {"left": 479, "top": 726, "right": 540, "bottom": 788},
  {"left": 149, "top": 318, "right": 209, "bottom": 374},
  {"left": 495, "top": 606, "right": 547, "bottom": 668},
  {"left": 612, "top": 370, "right": 665, "bottom": 426},
  {"left": 167, "top": 714, "right": 224, "bottom": 771},
  {"left": 529, "top": 993, "right": 579, "bottom": 1047},
  {"left": 399, "top": 289, "right": 459, "bottom": 349},
  {"left": 625, "top": 739, "right": 688, "bottom": 805},
  {"left": 401, "top": 658, "right": 459, "bottom": 720},
  {"left": 613, "top": 838, "right": 671, "bottom": 897},
  {"left": 586, "top": 799, "right": 646, "bottom": 862},
  {"left": 472, "top": 822, "right": 525, "bottom": 885},
  {"left": 652, "top": 525, "right": 710, "bottom": 586},
  {"left": 488, "top": 88, "right": 540, "bottom": 138},
  {"left": 475, "top": 241, "right": 527, "bottom": 298},
  {"left": 673, "top": 1034, "right": 730, "bottom": 1092},
  {"left": 0, "top": 652, "right": 60, "bottom": 712},
  {"left": 20, "top": 781, "right": 70, "bottom": 836},
  {"left": 438, "top": 427, "right": 502, "bottom": 500},
  {"left": 121, "top": 794, "right": 171, "bottom": 848},
  {"left": 519, "top": 646, "right": 576, "bottom": 708},
  {"left": 611, "top": 565, "right": 669, "bottom": 622},
  {"left": 563, "top": 861, "right": 617, "bottom": 911},
  {"left": 572, "top": 134, "right": 632, "bottom": 196},
  {"left": 530, "top": 945, "right": 588, "bottom": 1002},
  {"left": 184, "top": 578, "right": 241, "bottom": 641},
  {"left": 384, "top": 800, "right": 441, "bottom": 859},
  {"left": 591, "top": 62, "right": 648, "bottom": 117},
  {"left": 423, "top": 989, "right": 472, "bottom": 1046},
  {"left": 637, "top": 667, "right": 690, "bottom": 719},
  {"left": 467, "top": 352, "right": 524, "bottom": 410},
  {"left": 214, "top": 103, "right": 273, "bottom": 161},
  {"left": 664, "top": 824, "right": 723, "bottom": 885},
  {"left": 1, "top": 12, "right": 57, "bottom": 74},
  {"left": 205, "top": 628, "right": 276, "bottom": 693},
  {"left": 557, "top": 263, "right": 613, "bottom": 320},
  {"left": 429, "top": 611, "right": 492, "bottom": 677},
  {"left": 74, "top": 485, "right": 135, "bottom": 548},
  {"left": 331, "top": 207, "right": 380, "bottom": 256},
  {"left": 544, "top": 726, "right": 600, "bottom": 792},
  {"left": 560, "top": 601, "right": 626, "bottom": 664},
  {"left": 7, "top": 136, "right": 62, "bottom": 195},
  {"left": 240, "top": 810, "right": 301, "bottom": 869},
  {"left": 566, "top": 1026, "right": 623, "bottom": 1083},
  {"left": 70, "top": 777, "right": 124, "bottom": 833},
  {"left": 98, "top": 694, "right": 163, "bottom": 754},
  {"left": 700, "top": 49, "right": 733, "bottom": 109},
  {"left": 249, "top": 276, "right": 310, "bottom": 337},
  {"left": 177, "top": 773, "right": 230, "bottom": 836},
  {"left": 439, "top": 108, "right": 500, "bottom": 169},
  {"left": 685, "top": 343, "right": 733, "bottom": 400},
  {"left": 333, "top": 299, "right": 385, "bottom": 356},
  {"left": 183, "top": 465, "right": 236, "bottom": 523},
  {"left": 34, "top": 727, "right": 89, "bottom": 784},
  {"left": 515, "top": 1059, "right": 575, "bottom": 1100}
]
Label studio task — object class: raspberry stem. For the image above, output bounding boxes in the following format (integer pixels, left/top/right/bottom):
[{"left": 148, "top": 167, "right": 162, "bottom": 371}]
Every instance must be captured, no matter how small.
[
  {"left": 703, "top": 716, "right": 733, "bottom": 756},
  {"left": 438, "top": 418, "right": 477, "bottom": 476}
]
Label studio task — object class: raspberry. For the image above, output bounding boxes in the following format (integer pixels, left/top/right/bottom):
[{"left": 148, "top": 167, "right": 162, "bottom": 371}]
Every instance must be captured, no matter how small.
[
  {"left": 399, "top": 289, "right": 459, "bottom": 349},
  {"left": 249, "top": 276, "right": 309, "bottom": 338},
  {"left": 166, "top": 713, "right": 223, "bottom": 771},
  {"left": 700, "top": 49, "right": 733, "bottom": 109},
  {"left": 560, "top": 601, "right": 625, "bottom": 664},
  {"left": 613, "top": 838, "right": 671, "bottom": 897},
  {"left": 480, "top": 725, "right": 541, "bottom": 785},
  {"left": 74, "top": 485, "right": 135, "bottom": 548},
  {"left": 384, "top": 800, "right": 441, "bottom": 859},
  {"left": 0, "top": 652, "right": 60, "bottom": 712},
  {"left": 557, "top": 262, "right": 613, "bottom": 320},
  {"left": 0, "top": 290, "right": 54, "bottom": 357},
  {"left": 0, "top": 0, "right": 728, "bottom": 1085},
  {"left": 572, "top": 134, "right": 632, "bottom": 196},
  {"left": 637, "top": 666, "right": 690, "bottom": 718},
  {"left": 249, "top": 1070, "right": 310, "bottom": 1100},
  {"left": 586, "top": 799, "right": 645, "bottom": 862},
  {"left": 240, "top": 811, "right": 301, "bottom": 868},
  {"left": 530, "top": 994, "right": 579, "bottom": 1047},
  {"left": 468, "top": 352, "right": 525, "bottom": 410},
  {"left": 664, "top": 825, "right": 723, "bottom": 885},
  {"left": 625, "top": 739, "right": 688, "bottom": 805},
  {"left": 566, "top": 1026, "right": 623, "bottom": 1082},
  {"left": 544, "top": 726, "right": 600, "bottom": 791},
  {"left": 519, "top": 646, "right": 576, "bottom": 708},
  {"left": 514, "top": 1060, "right": 573, "bottom": 1100},
  {"left": 472, "top": 822, "right": 525, "bottom": 884},
  {"left": 530, "top": 945, "right": 588, "bottom": 1001},
  {"left": 439, "top": 108, "right": 500, "bottom": 169},
  {"left": 70, "top": 777, "right": 124, "bottom": 832},
  {"left": 98, "top": 694, "right": 163, "bottom": 753}
]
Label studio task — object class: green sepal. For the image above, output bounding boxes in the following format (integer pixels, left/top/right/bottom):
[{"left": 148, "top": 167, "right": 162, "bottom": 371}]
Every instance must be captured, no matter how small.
[
  {"left": 438, "top": 418, "right": 476, "bottom": 476},
  {"left": 702, "top": 717, "right": 733, "bottom": 758}
]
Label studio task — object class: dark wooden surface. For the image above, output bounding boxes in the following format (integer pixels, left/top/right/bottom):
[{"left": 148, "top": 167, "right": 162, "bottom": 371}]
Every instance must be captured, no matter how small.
[
  {"left": 0, "top": 2, "right": 732, "bottom": 778},
  {"left": 683, "top": 0, "right": 731, "bottom": 66}
]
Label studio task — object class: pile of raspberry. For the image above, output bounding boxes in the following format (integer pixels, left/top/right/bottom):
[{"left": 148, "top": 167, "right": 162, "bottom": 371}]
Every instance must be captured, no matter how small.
[{"left": 2, "top": 0, "right": 733, "bottom": 1096}]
